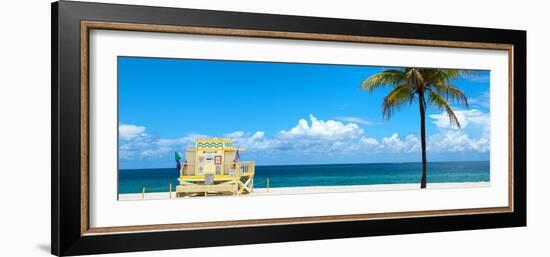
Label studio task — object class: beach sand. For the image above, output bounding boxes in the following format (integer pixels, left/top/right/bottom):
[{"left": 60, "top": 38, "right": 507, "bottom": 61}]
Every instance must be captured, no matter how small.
[{"left": 118, "top": 182, "right": 490, "bottom": 201}]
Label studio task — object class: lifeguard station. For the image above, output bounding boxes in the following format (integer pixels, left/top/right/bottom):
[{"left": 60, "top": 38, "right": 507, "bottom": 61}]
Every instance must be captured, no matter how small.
[{"left": 176, "top": 138, "right": 255, "bottom": 197}]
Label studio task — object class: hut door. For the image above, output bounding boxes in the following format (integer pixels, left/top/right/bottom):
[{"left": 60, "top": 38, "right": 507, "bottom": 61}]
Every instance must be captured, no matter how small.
[{"left": 214, "top": 155, "right": 222, "bottom": 175}]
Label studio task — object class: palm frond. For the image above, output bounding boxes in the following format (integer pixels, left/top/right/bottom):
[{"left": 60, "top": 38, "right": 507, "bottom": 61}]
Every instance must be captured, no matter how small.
[
  {"left": 382, "top": 84, "right": 414, "bottom": 119},
  {"left": 430, "top": 82, "right": 469, "bottom": 108},
  {"left": 423, "top": 68, "right": 463, "bottom": 83},
  {"left": 428, "top": 91, "right": 461, "bottom": 128},
  {"left": 360, "top": 69, "right": 405, "bottom": 92},
  {"left": 405, "top": 68, "right": 425, "bottom": 90}
]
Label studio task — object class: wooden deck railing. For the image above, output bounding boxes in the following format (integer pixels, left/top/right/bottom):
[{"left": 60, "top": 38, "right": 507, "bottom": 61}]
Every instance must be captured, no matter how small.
[{"left": 180, "top": 161, "right": 255, "bottom": 177}]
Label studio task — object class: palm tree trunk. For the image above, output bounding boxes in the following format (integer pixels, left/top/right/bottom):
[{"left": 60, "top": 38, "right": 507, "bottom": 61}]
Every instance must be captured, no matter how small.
[{"left": 418, "top": 91, "right": 428, "bottom": 189}]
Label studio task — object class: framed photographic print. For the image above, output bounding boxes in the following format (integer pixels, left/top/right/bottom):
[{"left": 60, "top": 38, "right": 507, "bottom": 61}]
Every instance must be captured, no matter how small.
[{"left": 51, "top": 1, "right": 526, "bottom": 256}]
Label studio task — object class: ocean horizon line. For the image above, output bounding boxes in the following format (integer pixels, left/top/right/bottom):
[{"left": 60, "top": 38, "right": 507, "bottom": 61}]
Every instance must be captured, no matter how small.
[
  {"left": 119, "top": 160, "right": 490, "bottom": 171},
  {"left": 118, "top": 161, "right": 489, "bottom": 193}
]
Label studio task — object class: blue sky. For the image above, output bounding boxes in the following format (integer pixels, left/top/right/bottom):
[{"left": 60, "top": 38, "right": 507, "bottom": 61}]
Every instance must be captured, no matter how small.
[{"left": 118, "top": 57, "right": 491, "bottom": 169}]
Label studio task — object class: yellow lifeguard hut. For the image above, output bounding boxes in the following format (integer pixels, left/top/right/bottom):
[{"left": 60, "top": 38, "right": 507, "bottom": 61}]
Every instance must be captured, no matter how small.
[{"left": 176, "top": 138, "right": 255, "bottom": 197}]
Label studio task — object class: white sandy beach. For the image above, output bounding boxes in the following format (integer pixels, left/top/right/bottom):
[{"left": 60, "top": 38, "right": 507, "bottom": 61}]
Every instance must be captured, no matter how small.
[{"left": 118, "top": 182, "right": 490, "bottom": 201}]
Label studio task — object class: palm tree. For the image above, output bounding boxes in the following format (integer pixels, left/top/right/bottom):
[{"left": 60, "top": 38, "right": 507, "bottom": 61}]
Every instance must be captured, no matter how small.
[{"left": 360, "top": 68, "right": 469, "bottom": 188}]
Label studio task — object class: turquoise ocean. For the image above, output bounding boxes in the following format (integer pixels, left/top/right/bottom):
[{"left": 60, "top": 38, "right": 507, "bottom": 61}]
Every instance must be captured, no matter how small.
[{"left": 118, "top": 161, "right": 490, "bottom": 194}]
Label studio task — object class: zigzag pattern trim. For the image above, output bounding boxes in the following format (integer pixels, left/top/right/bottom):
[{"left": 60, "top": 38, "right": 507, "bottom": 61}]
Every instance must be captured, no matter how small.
[{"left": 196, "top": 142, "right": 224, "bottom": 148}]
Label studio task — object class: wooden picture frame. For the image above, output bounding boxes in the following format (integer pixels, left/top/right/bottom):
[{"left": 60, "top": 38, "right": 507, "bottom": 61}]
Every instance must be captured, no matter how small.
[{"left": 52, "top": 1, "right": 526, "bottom": 256}]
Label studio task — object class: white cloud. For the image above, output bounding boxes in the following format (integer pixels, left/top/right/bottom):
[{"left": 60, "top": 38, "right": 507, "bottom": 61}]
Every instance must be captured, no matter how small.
[
  {"left": 119, "top": 133, "right": 153, "bottom": 160},
  {"left": 221, "top": 115, "right": 365, "bottom": 155},
  {"left": 278, "top": 114, "right": 363, "bottom": 140},
  {"left": 429, "top": 109, "right": 490, "bottom": 130},
  {"left": 428, "top": 130, "right": 489, "bottom": 153},
  {"left": 119, "top": 125, "right": 207, "bottom": 160},
  {"left": 359, "top": 136, "right": 379, "bottom": 146},
  {"left": 428, "top": 109, "right": 490, "bottom": 153},
  {"left": 360, "top": 133, "right": 420, "bottom": 153},
  {"left": 468, "top": 90, "right": 490, "bottom": 109},
  {"left": 224, "top": 131, "right": 245, "bottom": 138},
  {"left": 119, "top": 124, "right": 146, "bottom": 140},
  {"left": 119, "top": 113, "right": 490, "bottom": 163},
  {"left": 335, "top": 116, "right": 373, "bottom": 125},
  {"left": 156, "top": 134, "right": 207, "bottom": 147},
  {"left": 231, "top": 131, "right": 282, "bottom": 151}
]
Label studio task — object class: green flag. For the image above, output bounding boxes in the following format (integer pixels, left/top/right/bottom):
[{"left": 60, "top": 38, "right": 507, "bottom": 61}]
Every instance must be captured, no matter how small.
[{"left": 175, "top": 152, "right": 182, "bottom": 172}]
